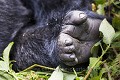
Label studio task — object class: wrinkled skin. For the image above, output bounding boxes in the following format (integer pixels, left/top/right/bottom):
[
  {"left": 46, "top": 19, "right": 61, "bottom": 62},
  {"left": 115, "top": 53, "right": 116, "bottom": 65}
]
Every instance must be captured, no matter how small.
[{"left": 58, "top": 11, "right": 102, "bottom": 66}]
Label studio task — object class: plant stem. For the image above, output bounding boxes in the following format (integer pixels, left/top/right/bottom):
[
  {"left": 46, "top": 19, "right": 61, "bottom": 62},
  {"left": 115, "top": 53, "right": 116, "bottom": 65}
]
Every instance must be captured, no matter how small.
[
  {"left": 84, "top": 44, "right": 110, "bottom": 80},
  {"left": 21, "top": 64, "right": 55, "bottom": 72},
  {"left": 104, "top": 63, "right": 112, "bottom": 80},
  {"left": 73, "top": 68, "right": 78, "bottom": 77}
]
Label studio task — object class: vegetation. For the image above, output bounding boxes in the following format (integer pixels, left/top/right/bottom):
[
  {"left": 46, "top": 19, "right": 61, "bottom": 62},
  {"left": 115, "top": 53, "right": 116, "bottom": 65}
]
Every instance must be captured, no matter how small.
[{"left": 0, "top": 0, "right": 120, "bottom": 80}]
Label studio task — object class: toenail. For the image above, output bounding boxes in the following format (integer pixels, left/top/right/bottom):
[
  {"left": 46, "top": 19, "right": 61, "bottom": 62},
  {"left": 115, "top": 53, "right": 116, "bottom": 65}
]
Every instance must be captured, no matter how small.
[
  {"left": 69, "top": 54, "right": 75, "bottom": 58},
  {"left": 79, "top": 13, "right": 87, "bottom": 19},
  {"left": 75, "top": 58, "right": 78, "bottom": 63},
  {"left": 65, "top": 38, "right": 73, "bottom": 46}
]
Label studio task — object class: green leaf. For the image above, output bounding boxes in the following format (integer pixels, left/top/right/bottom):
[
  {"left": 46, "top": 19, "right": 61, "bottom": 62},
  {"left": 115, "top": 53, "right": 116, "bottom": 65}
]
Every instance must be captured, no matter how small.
[
  {"left": 0, "top": 70, "right": 15, "bottom": 80},
  {"left": 99, "top": 19, "right": 115, "bottom": 44},
  {"left": 78, "top": 77, "right": 84, "bottom": 80},
  {"left": 48, "top": 67, "right": 63, "bottom": 80},
  {"left": 112, "top": 17, "right": 120, "bottom": 31},
  {"left": 95, "top": 0, "right": 106, "bottom": 5},
  {"left": 97, "top": 4, "right": 105, "bottom": 15},
  {"left": 64, "top": 73, "right": 76, "bottom": 80},
  {"left": 89, "top": 57, "right": 102, "bottom": 69},
  {"left": 89, "top": 76, "right": 101, "bottom": 80},
  {"left": 3, "top": 42, "right": 14, "bottom": 62},
  {"left": 99, "top": 68, "right": 107, "bottom": 79},
  {"left": 0, "top": 42, "right": 14, "bottom": 71},
  {"left": 0, "top": 61, "right": 9, "bottom": 71}
]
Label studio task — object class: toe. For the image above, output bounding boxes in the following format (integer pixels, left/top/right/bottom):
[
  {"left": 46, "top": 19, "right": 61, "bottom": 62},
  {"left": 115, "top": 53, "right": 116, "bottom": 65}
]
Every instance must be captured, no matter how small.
[
  {"left": 63, "top": 10, "right": 87, "bottom": 25},
  {"left": 60, "top": 53, "right": 76, "bottom": 61},
  {"left": 65, "top": 38, "right": 73, "bottom": 46},
  {"left": 64, "top": 45, "right": 75, "bottom": 53}
]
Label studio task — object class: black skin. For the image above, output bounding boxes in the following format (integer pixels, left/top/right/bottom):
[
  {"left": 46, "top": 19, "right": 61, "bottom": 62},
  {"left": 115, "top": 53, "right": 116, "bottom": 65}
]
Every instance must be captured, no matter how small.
[
  {"left": 58, "top": 11, "right": 102, "bottom": 67},
  {"left": 0, "top": 0, "right": 104, "bottom": 71}
]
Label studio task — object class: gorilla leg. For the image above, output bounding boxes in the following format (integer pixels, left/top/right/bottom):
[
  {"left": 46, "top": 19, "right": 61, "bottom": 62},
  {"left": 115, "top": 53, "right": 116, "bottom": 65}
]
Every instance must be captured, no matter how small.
[
  {"left": 0, "top": 0, "right": 104, "bottom": 71},
  {"left": 0, "top": 0, "right": 29, "bottom": 55}
]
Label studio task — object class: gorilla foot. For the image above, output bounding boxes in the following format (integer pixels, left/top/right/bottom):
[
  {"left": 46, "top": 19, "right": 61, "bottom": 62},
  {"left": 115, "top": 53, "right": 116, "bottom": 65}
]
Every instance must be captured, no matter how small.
[{"left": 58, "top": 10, "right": 102, "bottom": 66}]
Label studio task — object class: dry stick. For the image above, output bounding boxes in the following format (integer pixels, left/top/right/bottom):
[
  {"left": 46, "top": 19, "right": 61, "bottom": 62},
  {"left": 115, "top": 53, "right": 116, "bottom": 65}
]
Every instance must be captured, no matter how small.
[
  {"left": 84, "top": 44, "right": 110, "bottom": 80},
  {"left": 112, "top": 47, "right": 118, "bottom": 55},
  {"left": 104, "top": 63, "right": 112, "bottom": 80},
  {"left": 112, "top": 47, "right": 120, "bottom": 64},
  {"left": 21, "top": 64, "right": 55, "bottom": 72},
  {"left": 108, "top": 0, "right": 111, "bottom": 17}
]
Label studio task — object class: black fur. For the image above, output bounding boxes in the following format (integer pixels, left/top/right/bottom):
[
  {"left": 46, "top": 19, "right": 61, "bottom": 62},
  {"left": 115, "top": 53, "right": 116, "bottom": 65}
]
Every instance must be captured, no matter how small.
[{"left": 0, "top": 0, "right": 103, "bottom": 71}]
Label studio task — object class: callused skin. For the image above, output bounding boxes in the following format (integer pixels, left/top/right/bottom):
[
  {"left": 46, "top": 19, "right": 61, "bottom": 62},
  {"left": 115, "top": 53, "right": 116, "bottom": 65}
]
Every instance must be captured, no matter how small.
[{"left": 58, "top": 10, "right": 102, "bottom": 66}]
